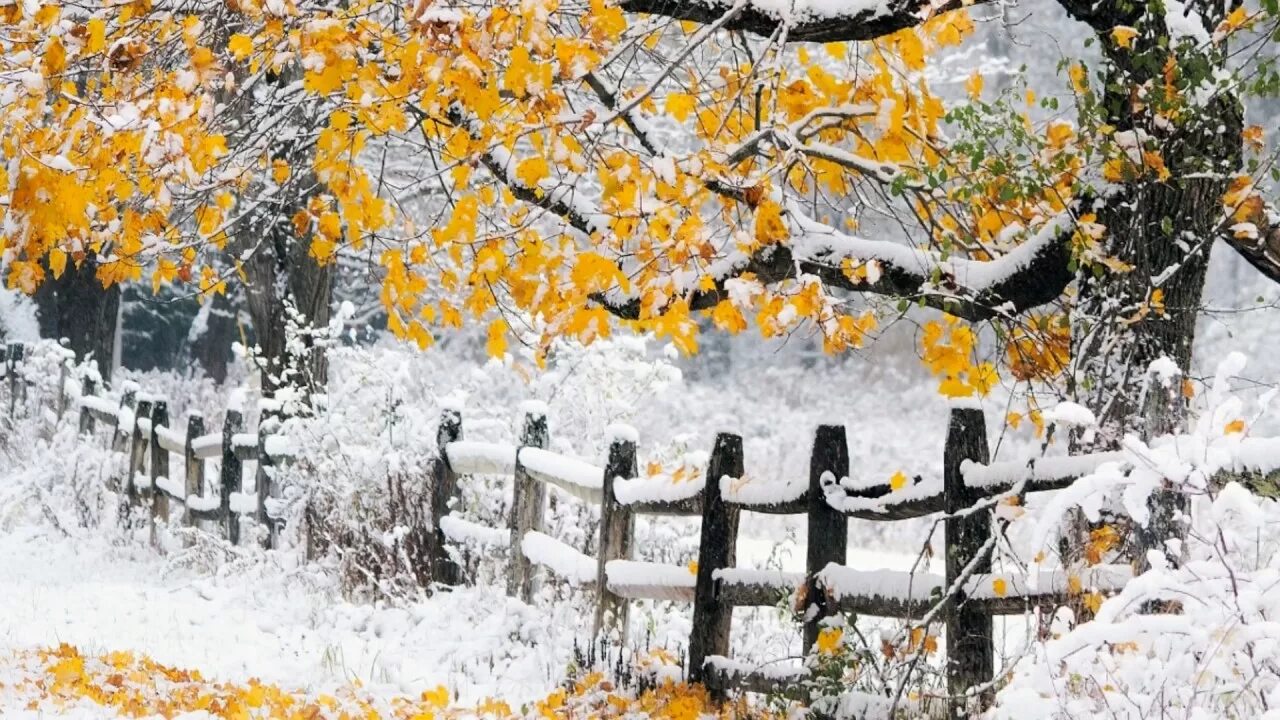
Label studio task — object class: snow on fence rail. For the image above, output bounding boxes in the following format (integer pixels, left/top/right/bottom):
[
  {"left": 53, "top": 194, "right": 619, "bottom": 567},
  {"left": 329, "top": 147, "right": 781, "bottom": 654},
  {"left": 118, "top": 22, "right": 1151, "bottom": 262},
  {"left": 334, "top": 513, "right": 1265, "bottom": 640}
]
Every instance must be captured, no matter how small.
[
  {"left": 1, "top": 340, "right": 1232, "bottom": 712},
  {"left": 2, "top": 341, "right": 292, "bottom": 550}
]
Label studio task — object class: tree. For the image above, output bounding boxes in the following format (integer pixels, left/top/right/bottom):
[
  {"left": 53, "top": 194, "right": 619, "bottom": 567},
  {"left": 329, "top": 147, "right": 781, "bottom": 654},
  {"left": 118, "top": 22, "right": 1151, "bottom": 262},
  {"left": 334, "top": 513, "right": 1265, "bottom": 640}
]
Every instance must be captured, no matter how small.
[{"left": 3, "top": 0, "right": 1280, "bottom": 496}]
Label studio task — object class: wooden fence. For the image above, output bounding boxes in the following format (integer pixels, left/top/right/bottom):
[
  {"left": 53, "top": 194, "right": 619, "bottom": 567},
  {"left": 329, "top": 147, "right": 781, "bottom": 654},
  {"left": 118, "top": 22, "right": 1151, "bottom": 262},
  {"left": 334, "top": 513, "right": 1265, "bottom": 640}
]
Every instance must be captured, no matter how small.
[
  {"left": 428, "top": 401, "right": 1138, "bottom": 712},
  {"left": 1, "top": 341, "right": 291, "bottom": 549},
  {"left": 3, "top": 340, "right": 1159, "bottom": 712}
]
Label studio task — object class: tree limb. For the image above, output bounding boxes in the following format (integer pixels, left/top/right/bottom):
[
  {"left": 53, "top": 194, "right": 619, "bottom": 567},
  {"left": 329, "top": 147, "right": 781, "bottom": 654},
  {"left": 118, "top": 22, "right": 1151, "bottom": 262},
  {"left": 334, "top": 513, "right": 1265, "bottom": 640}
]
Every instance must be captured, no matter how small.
[
  {"left": 616, "top": 0, "right": 996, "bottom": 43},
  {"left": 595, "top": 202, "right": 1080, "bottom": 322}
]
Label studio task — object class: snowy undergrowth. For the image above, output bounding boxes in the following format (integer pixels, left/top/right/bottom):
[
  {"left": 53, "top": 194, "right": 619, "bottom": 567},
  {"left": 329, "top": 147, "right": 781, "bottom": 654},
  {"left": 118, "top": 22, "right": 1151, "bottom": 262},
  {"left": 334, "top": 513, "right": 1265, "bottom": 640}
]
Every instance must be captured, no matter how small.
[{"left": 991, "top": 354, "right": 1280, "bottom": 719}]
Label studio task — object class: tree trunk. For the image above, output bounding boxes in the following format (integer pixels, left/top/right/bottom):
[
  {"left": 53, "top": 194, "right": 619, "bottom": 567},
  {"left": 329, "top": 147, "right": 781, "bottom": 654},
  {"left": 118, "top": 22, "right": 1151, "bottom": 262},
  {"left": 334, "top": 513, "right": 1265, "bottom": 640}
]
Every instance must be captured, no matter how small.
[
  {"left": 188, "top": 288, "right": 238, "bottom": 385},
  {"left": 239, "top": 210, "right": 333, "bottom": 401},
  {"left": 32, "top": 257, "right": 120, "bottom": 381},
  {"left": 1068, "top": 5, "right": 1241, "bottom": 447}
]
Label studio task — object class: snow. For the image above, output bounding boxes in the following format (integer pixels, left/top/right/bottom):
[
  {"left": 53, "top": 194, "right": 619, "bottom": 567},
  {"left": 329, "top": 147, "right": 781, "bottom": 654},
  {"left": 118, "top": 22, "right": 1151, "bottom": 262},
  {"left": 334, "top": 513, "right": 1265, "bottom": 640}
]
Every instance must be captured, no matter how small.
[
  {"left": 263, "top": 433, "right": 295, "bottom": 458},
  {"left": 816, "top": 563, "right": 941, "bottom": 604},
  {"left": 444, "top": 440, "right": 517, "bottom": 475},
  {"left": 520, "top": 531, "right": 596, "bottom": 585},
  {"left": 713, "top": 567, "right": 802, "bottom": 592},
  {"left": 231, "top": 432, "right": 257, "bottom": 448},
  {"left": 190, "top": 432, "right": 221, "bottom": 456},
  {"left": 228, "top": 491, "right": 258, "bottom": 514},
  {"left": 824, "top": 475, "right": 942, "bottom": 514},
  {"left": 185, "top": 494, "right": 220, "bottom": 513},
  {"left": 1042, "top": 402, "right": 1096, "bottom": 428},
  {"left": 703, "top": 654, "right": 808, "bottom": 681},
  {"left": 517, "top": 447, "right": 603, "bottom": 502},
  {"left": 720, "top": 473, "right": 807, "bottom": 507},
  {"left": 78, "top": 394, "right": 119, "bottom": 420},
  {"left": 605, "top": 560, "right": 697, "bottom": 601},
  {"left": 0, "top": 531, "right": 609, "bottom": 707},
  {"left": 439, "top": 514, "right": 507, "bottom": 546},
  {"left": 605, "top": 422, "right": 639, "bottom": 445},
  {"left": 962, "top": 451, "right": 1127, "bottom": 490},
  {"left": 786, "top": 202, "right": 1075, "bottom": 300},
  {"left": 154, "top": 475, "right": 184, "bottom": 499},
  {"left": 614, "top": 473, "right": 703, "bottom": 505},
  {"left": 1163, "top": 0, "right": 1212, "bottom": 45},
  {"left": 154, "top": 424, "right": 186, "bottom": 454}
]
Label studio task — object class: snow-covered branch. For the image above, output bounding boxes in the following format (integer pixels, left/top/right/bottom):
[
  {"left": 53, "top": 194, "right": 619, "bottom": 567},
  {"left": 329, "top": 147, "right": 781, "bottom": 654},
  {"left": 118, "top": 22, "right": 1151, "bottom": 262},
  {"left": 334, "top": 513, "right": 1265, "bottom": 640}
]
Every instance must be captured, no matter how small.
[{"left": 615, "top": 0, "right": 995, "bottom": 43}]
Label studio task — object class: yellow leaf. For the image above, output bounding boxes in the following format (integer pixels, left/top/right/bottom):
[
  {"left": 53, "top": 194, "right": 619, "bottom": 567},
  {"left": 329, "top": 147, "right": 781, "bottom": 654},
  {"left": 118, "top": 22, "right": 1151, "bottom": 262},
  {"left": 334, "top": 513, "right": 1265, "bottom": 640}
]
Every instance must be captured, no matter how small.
[
  {"left": 938, "top": 376, "right": 974, "bottom": 398},
  {"left": 965, "top": 72, "right": 984, "bottom": 100},
  {"left": 271, "top": 159, "right": 290, "bottom": 185},
  {"left": 889, "top": 471, "right": 908, "bottom": 491},
  {"left": 1069, "top": 63, "right": 1089, "bottom": 94},
  {"left": 1110, "top": 26, "right": 1138, "bottom": 49},
  {"left": 514, "top": 156, "right": 549, "bottom": 187},
  {"left": 992, "top": 578, "right": 1008, "bottom": 597},
  {"left": 815, "top": 627, "right": 843, "bottom": 655},
  {"left": 486, "top": 318, "right": 509, "bottom": 358},
  {"left": 228, "top": 34, "right": 254, "bottom": 61},
  {"left": 687, "top": 561, "right": 698, "bottom": 575},
  {"left": 753, "top": 200, "right": 788, "bottom": 245},
  {"left": 85, "top": 18, "right": 106, "bottom": 54},
  {"left": 49, "top": 248, "right": 68, "bottom": 279},
  {"left": 664, "top": 93, "right": 696, "bottom": 122},
  {"left": 1225, "top": 419, "right": 1246, "bottom": 434}
]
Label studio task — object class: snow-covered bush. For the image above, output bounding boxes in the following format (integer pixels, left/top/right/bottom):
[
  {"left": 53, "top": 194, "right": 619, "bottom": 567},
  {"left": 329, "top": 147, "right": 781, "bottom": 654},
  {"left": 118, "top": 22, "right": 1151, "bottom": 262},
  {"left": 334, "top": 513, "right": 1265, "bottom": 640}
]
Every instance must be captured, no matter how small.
[
  {"left": 0, "top": 286, "right": 39, "bottom": 344},
  {"left": 992, "top": 354, "right": 1280, "bottom": 718}
]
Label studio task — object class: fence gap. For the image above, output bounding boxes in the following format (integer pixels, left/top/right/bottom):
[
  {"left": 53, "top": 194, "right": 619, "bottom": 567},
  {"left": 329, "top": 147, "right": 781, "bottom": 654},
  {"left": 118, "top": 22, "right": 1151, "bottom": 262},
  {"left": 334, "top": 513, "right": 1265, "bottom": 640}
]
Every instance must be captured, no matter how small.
[
  {"left": 185, "top": 414, "right": 205, "bottom": 530},
  {"left": 943, "top": 406, "right": 993, "bottom": 713},
  {"left": 221, "top": 409, "right": 244, "bottom": 545},
  {"left": 594, "top": 427, "right": 638, "bottom": 642},
  {"left": 509, "top": 406, "right": 549, "bottom": 602},
  {"left": 431, "top": 406, "right": 463, "bottom": 585},
  {"left": 150, "top": 400, "right": 170, "bottom": 546},
  {"left": 804, "top": 425, "right": 850, "bottom": 651},
  {"left": 689, "top": 432, "right": 743, "bottom": 690}
]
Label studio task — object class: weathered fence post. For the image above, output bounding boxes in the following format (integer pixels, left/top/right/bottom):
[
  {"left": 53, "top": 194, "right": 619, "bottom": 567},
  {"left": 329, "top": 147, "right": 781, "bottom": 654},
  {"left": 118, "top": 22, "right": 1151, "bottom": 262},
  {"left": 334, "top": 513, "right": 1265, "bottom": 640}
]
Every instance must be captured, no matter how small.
[
  {"left": 6, "top": 342, "right": 24, "bottom": 418},
  {"left": 689, "top": 432, "right": 743, "bottom": 689},
  {"left": 944, "top": 406, "right": 993, "bottom": 713},
  {"left": 150, "top": 400, "right": 170, "bottom": 546},
  {"left": 509, "top": 404, "right": 549, "bottom": 602},
  {"left": 78, "top": 377, "right": 97, "bottom": 436},
  {"left": 430, "top": 406, "right": 464, "bottom": 586},
  {"left": 256, "top": 412, "right": 281, "bottom": 550},
  {"left": 185, "top": 414, "right": 205, "bottom": 530},
  {"left": 1135, "top": 365, "right": 1187, "bottom": 574},
  {"left": 221, "top": 409, "right": 244, "bottom": 545},
  {"left": 804, "top": 425, "right": 850, "bottom": 652},
  {"left": 594, "top": 425, "right": 638, "bottom": 642},
  {"left": 127, "top": 399, "right": 154, "bottom": 511}
]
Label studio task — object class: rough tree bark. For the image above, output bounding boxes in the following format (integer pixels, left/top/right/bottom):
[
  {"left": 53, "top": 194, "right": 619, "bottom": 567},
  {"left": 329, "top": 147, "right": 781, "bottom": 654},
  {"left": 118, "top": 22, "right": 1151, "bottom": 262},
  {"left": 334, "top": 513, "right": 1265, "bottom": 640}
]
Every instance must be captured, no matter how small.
[{"left": 32, "top": 257, "right": 120, "bottom": 381}]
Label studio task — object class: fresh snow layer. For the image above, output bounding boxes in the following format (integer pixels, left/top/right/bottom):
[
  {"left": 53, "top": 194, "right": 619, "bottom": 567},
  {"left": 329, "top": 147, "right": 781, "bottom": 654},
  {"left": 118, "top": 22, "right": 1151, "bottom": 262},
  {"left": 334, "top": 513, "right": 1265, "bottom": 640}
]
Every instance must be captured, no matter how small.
[
  {"left": 521, "top": 531, "right": 597, "bottom": 585},
  {"left": 444, "top": 440, "right": 518, "bottom": 475}
]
